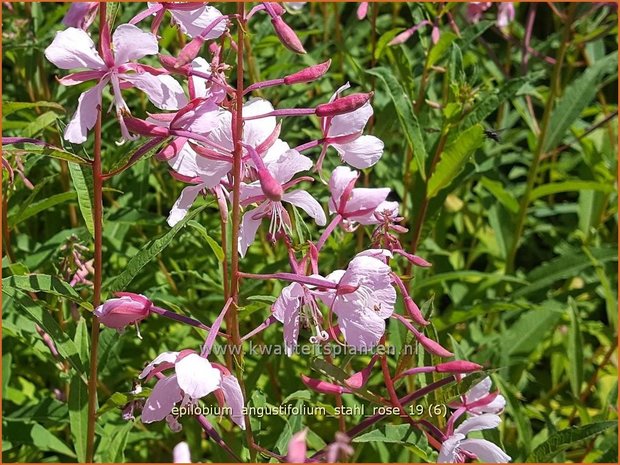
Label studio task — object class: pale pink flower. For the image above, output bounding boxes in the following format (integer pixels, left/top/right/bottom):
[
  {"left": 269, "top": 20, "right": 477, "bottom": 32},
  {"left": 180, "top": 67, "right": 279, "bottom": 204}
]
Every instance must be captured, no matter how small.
[
  {"left": 450, "top": 377, "right": 506, "bottom": 416},
  {"left": 326, "top": 432, "right": 354, "bottom": 462},
  {"left": 320, "top": 252, "right": 396, "bottom": 349},
  {"left": 45, "top": 24, "right": 187, "bottom": 143},
  {"left": 322, "top": 83, "right": 384, "bottom": 169},
  {"left": 438, "top": 414, "right": 510, "bottom": 463},
  {"left": 139, "top": 350, "right": 246, "bottom": 430},
  {"left": 496, "top": 3, "right": 515, "bottom": 28},
  {"left": 238, "top": 147, "right": 326, "bottom": 256},
  {"left": 466, "top": 3, "right": 492, "bottom": 23},
  {"left": 287, "top": 429, "right": 308, "bottom": 463},
  {"left": 94, "top": 293, "right": 152, "bottom": 330},
  {"left": 131, "top": 2, "right": 227, "bottom": 39},
  {"left": 173, "top": 441, "right": 191, "bottom": 463},
  {"left": 357, "top": 3, "right": 369, "bottom": 20},
  {"left": 272, "top": 281, "right": 329, "bottom": 356},
  {"left": 328, "top": 166, "right": 390, "bottom": 230},
  {"left": 166, "top": 98, "right": 278, "bottom": 226},
  {"left": 62, "top": 2, "right": 98, "bottom": 29},
  {"left": 388, "top": 20, "right": 432, "bottom": 46}
]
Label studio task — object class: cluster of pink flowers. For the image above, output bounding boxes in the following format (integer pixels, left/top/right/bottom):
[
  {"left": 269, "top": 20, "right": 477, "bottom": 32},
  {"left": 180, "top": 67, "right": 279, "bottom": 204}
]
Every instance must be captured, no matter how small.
[{"left": 47, "top": 2, "right": 509, "bottom": 463}]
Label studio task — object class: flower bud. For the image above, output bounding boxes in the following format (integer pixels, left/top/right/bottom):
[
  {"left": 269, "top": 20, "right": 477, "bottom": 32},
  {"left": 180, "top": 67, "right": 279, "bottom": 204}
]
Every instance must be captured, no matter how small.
[
  {"left": 159, "top": 54, "right": 189, "bottom": 75},
  {"left": 124, "top": 116, "right": 170, "bottom": 137},
  {"left": 404, "top": 296, "right": 429, "bottom": 326},
  {"left": 436, "top": 360, "right": 482, "bottom": 373},
  {"left": 271, "top": 16, "right": 306, "bottom": 54},
  {"left": 175, "top": 36, "right": 206, "bottom": 69},
  {"left": 416, "top": 332, "right": 453, "bottom": 358},
  {"left": 301, "top": 375, "right": 352, "bottom": 395},
  {"left": 258, "top": 167, "right": 284, "bottom": 201},
  {"left": 315, "top": 93, "right": 372, "bottom": 118},
  {"left": 283, "top": 60, "right": 331, "bottom": 85},
  {"left": 94, "top": 293, "right": 152, "bottom": 330}
]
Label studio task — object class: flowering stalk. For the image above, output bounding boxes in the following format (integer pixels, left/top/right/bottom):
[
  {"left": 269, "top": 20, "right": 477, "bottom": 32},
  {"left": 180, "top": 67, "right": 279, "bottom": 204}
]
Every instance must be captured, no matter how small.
[{"left": 85, "top": 4, "right": 106, "bottom": 462}]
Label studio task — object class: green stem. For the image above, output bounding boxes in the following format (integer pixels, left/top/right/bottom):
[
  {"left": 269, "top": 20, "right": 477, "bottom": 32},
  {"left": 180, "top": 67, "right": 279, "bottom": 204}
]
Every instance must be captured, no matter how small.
[{"left": 505, "top": 4, "right": 576, "bottom": 274}]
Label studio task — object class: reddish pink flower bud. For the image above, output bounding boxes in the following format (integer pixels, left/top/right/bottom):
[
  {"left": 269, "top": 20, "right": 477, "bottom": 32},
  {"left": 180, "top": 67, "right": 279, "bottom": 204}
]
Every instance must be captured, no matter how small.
[
  {"left": 283, "top": 60, "right": 331, "bottom": 85},
  {"left": 315, "top": 93, "right": 372, "bottom": 117},
  {"left": 416, "top": 332, "right": 453, "bottom": 358},
  {"left": 301, "top": 375, "right": 352, "bottom": 395},
  {"left": 271, "top": 16, "right": 306, "bottom": 54},
  {"left": 404, "top": 295, "right": 429, "bottom": 326},
  {"left": 258, "top": 167, "right": 284, "bottom": 201},
  {"left": 156, "top": 137, "right": 187, "bottom": 162},
  {"left": 159, "top": 54, "right": 189, "bottom": 75},
  {"left": 124, "top": 116, "right": 170, "bottom": 137},
  {"left": 175, "top": 36, "right": 205, "bottom": 68},
  {"left": 94, "top": 293, "right": 152, "bottom": 330},
  {"left": 436, "top": 360, "right": 482, "bottom": 373}
]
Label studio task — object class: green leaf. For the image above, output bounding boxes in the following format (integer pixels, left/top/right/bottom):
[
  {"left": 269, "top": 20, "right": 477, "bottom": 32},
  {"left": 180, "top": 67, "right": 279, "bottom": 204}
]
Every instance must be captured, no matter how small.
[
  {"left": 427, "top": 125, "right": 484, "bottom": 198},
  {"left": 528, "top": 421, "right": 617, "bottom": 462},
  {"left": 530, "top": 180, "right": 614, "bottom": 201},
  {"left": 24, "top": 111, "right": 60, "bottom": 138},
  {"left": 501, "top": 303, "right": 563, "bottom": 357},
  {"left": 567, "top": 298, "right": 584, "bottom": 398},
  {"left": 3, "top": 419, "right": 76, "bottom": 458},
  {"left": 427, "top": 31, "right": 457, "bottom": 67},
  {"left": 2, "top": 100, "right": 65, "bottom": 117},
  {"left": 69, "top": 162, "right": 95, "bottom": 238},
  {"left": 2, "top": 141, "right": 89, "bottom": 165},
  {"left": 98, "top": 422, "right": 133, "bottom": 462},
  {"left": 69, "top": 374, "right": 88, "bottom": 462},
  {"left": 2, "top": 286, "right": 87, "bottom": 383},
  {"left": 8, "top": 191, "right": 76, "bottom": 227},
  {"left": 480, "top": 177, "right": 519, "bottom": 213},
  {"left": 107, "top": 136, "right": 171, "bottom": 176},
  {"left": 544, "top": 53, "right": 617, "bottom": 152},
  {"left": 188, "top": 220, "right": 224, "bottom": 262},
  {"left": 366, "top": 67, "right": 428, "bottom": 178},
  {"left": 2, "top": 274, "right": 92, "bottom": 311},
  {"left": 107, "top": 203, "right": 210, "bottom": 292}
]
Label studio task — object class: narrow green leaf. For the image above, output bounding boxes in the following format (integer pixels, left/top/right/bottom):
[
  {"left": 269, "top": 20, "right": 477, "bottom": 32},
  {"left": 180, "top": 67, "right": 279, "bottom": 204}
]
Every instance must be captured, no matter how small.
[
  {"left": 69, "top": 374, "right": 88, "bottom": 462},
  {"left": 187, "top": 220, "right": 224, "bottom": 262},
  {"left": 366, "top": 67, "right": 428, "bottom": 178},
  {"left": 2, "top": 286, "right": 87, "bottom": 383},
  {"left": 567, "top": 299, "right": 584, "bottom": 397},
  {"left": 544, "top": 53, "right": 617, "bottom": 152},
  {"left": 528, "top": 421, "right": 617, "bottom": 462},
  {"left": 530, "top": 180, "right": 614, "bottom": 201},
  {"left": 69, "top": 162, "right": 95, "bottom": 238},
  {"left": 2, "top": 100, "right": 65, "bottom": 117},
  {"left": 3, "top": 141, "right": 89, "bottom": 165},
  {"left": 3, "top": 419, "right": 77, "bottom": 458},
  {"left": 107, "top": 203, "right": 210, "bottom": 292},
  {"left": 501, "top": 304, "right": 563, "bottom": 357},
  {"left": 8, "top": 192, "right": 76, "bottom": 227},
  {"left": 24, "top": 111, "right": 60, "bottom": 138},
  {"left": 427, "top": 125, "right": 484, "bottom": 198},
  {"left": 427, "top": 31, "right": 457, "bottom": 67},
  {"left": 480, "top": 177, "right": 519, "bottom": 213},
  {"left": 2, "top": 274, "right": 92, "bottom": 311}
]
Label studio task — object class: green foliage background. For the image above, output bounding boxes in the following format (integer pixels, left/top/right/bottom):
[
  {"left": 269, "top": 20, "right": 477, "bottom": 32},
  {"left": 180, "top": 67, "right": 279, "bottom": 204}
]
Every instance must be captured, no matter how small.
[{"left": 2, "top": 2, "right": 618, "bottom": 463}]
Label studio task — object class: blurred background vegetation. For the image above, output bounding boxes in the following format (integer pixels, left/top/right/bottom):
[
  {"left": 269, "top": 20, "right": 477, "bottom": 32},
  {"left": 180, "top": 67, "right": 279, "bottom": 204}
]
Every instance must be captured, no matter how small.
[{"left": 2, "top": 2, "right": 618, "bottom": 463}]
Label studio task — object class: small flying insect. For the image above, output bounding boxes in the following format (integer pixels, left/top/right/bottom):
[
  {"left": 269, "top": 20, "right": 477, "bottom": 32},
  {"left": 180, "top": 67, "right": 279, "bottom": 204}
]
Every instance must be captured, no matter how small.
[{"left": 483, "top": 128, "right": 509, "bottom": 143}]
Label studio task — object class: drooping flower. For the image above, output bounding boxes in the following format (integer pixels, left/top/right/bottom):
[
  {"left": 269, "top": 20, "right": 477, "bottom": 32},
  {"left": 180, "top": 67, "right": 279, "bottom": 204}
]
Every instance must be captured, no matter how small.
[
  {"left": 496, "top": 3, "right": 515, "bottom": 28},
  {"left": 238, "top": 146, "right": 326, "bottom": 256},
  {"left": 45, "top": 24, "right": 187, "bottom": 143},
  {"left": 449, "top": 377, "right": 506, "bottom": 416},
  {"left": 62, "top": 2, "right": 98, "bottom": 29},
  {"left": 139, "top": 350, "right": 246, "bottom": 430},
  {"left": 286, "top": 429, "right": 308, "bottom": 463},
  {"left": 131, "top": 2, "right": 227, "bottom": 39},
  {"left": 94, "top": 292, "right": 152, "bottom": 330},
  {"left": 320, "top": 83, "right": 384, "bottom": 169},
  {"left": 319, "top": 251, "right": 396, "bottom": 349},
  {"left": 328, "top": 165, "right": 390, "bottom": 231},
  {"left": 438, "top": 414, "right": 511, "bottom": 463}
]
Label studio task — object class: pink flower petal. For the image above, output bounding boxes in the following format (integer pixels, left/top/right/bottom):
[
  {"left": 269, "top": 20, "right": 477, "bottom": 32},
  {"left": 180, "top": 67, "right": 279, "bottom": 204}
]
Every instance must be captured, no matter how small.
[
  {"left": 175, "top": 353, "right": 221, "bottom": 399},
  {"left": 122, "top": 73, "right": 188, "bottom": 111},
  {"left": 170, "top": 4, "right": 227, "bottom": 39},
  {"left": 112, "top": 24, "right": 158, "bottom": 65},
  {"left": 282, "top": 190, "right": 327, "bottom": 226},
  {"left": 220, "top": 374, "right": 246, "bottom": 429},
  {"left": 45, "top": 27, "right": 106, "bottom": 70},
  {"left": 460, "top": 438, "right": 511, "bottom": 462},
  {"left": 273, "top": 283, "right": 304, "bottom": 356},
  {"left": 333, "top": 135, "right": 384, "bottom": 169},
  {"left": 142, "top": 375, "right": 183, "bottom": 423},
  {"left": 238, "top": 202, "right": 268, "bottom": 257},
  {"left": 64, "top": 79, "right": 107, "bottom": 144},
  {"left": 167, "top": 183, "right": 205, "bottom": 227}
]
